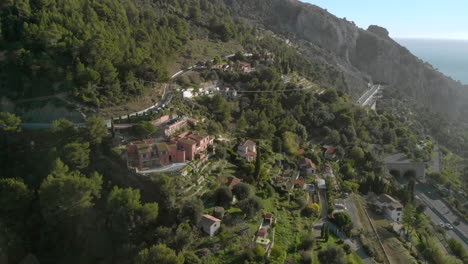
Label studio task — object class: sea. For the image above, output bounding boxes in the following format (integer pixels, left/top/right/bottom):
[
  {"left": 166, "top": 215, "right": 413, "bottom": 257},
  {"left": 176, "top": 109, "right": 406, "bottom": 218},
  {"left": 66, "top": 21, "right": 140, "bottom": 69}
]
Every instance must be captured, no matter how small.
[{"left": 395, "top": 38, "right": 468, "bottom": 85}]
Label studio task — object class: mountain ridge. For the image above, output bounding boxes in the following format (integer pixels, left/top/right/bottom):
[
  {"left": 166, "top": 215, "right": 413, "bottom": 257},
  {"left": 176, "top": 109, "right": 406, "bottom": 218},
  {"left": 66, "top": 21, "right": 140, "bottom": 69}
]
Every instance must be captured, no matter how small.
[{"left": 225, "top": 0, "right": 468, "bottom": 121}]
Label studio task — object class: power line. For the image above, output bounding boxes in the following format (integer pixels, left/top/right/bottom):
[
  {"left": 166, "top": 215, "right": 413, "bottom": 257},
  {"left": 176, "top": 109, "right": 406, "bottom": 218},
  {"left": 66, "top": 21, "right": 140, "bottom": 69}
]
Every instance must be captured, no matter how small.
[{"left": 237, "top": 87, "right": 315, "bottom": 93}]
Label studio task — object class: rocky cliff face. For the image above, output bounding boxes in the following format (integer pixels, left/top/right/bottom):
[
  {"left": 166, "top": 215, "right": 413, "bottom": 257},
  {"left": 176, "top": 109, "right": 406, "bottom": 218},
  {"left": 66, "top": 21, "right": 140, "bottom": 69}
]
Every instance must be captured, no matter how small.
[{"left": 226, "top": 0, "right": 468, "bottom": 120}]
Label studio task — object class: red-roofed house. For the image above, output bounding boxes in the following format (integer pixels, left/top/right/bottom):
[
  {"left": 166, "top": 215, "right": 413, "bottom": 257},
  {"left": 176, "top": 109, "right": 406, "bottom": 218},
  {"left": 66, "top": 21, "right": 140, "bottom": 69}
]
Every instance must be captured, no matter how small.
[
  {"left": 294, "top": 179, "right": 306, "bottom": 189},
  {"left": 264, "top": 213, "right": 273, "bottom": 226},
  {"left": 237, "top": 140, "right": 257, "bottom": 162},
  {"left": 127, "top": 130, "right": 213, "bottom": 171},
  {"left": 324, "top": 146, "right": 337, "bottom": 160},
  {"left": 299, "top": 158, "right": 317, "bottom": 176},
  {"left": 228, "top": 177, "right": 243, "bottom": 189},
  {"left": 257, "top": 228, "right": 268, "bottom": 238},
  {"left": 199, "top": 215, "right": 221, "bottom": 236}
]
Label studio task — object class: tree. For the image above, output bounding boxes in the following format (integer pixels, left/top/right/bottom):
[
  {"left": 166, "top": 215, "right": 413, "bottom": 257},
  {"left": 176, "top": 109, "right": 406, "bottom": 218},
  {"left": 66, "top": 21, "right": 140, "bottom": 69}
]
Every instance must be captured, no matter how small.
[
  {"left": 402, "top": 203, "right": 417, "bottom": 236},
  {"left": 182, "top": 251, "right": 201, "bottom": 264},
  {"left": 302, "top": 203, "right": 321, "bottom": 217},
  {"left": 238, "top": 196, "right": 263, "bottom": 218},
  {"left": 0, "top": 112, "right": 21, "bottom": 133},
  {"left": 213, "top": 186, "right": 232, "bottom": 207},
  {"left": 135, "top": 244, "right": 184, "bottom": 264},
  {"left": 237, "top": 112, "right": 248, "bottom": 132},
  {"left": 320, "top": 89, "right": 339, "bottom": 103},
  {"left": 61, "top": 142, "right": 90, "bottom": 169},
  {"left": 448, "top": 238, "right": 468, "bottom": 262},
  {"left": 134, "top": 121, "right": 158, "bottom": 137},
  {"left": 282, "top": 131, "right": 299, "bottom": 155},
  {"left": 269, "top": 246, "right": 287, "bottom": 264},
  {"left": 213, "top": 56, "right": 222, "bottom": 65},
  {"left": 39, "top": 171, "right": 102, "bottom": 224},
  {"left": 172, "top": 222, "right": 194, "bottom": 252},
  {"left": 50, "top": 119, "right": 76, "bottom": 140},
  {"left": 332, "top": 212, "right": 353, "bottom": 235},
  {"left": 49, "top": 158, "right": 70, "bottom": 178},
  {"left": 152, "top": 176, "right": 176, "bottom": 211},
  {"left": 232, "top": 182, "right": 253, "bottom": 201},
  {"left": 327, "top": 130, "right": 341, "bottom": 145},
  {"left": 180, "top": 198, "right": 204, "bottom": 226},
  {"left": 332, "top": 212, "right": 352, "bottom": 227},
  {"left": 106, "top": 186, "right": 159, "bottom": 242},
  {"left": 349, "top": 146, "right": 365, "bottom": 162},
  {"left": 317, "top": 244, "right": 347, "bottom": 264},
  {"left": 0, "top": 178, "right": 33, "bottom": 222},
  {"left": 300, "top": 233, "right": 315, "bottom": 250},
  {"left": 85, "top": 116, "right": 107, "bottom": 145}
]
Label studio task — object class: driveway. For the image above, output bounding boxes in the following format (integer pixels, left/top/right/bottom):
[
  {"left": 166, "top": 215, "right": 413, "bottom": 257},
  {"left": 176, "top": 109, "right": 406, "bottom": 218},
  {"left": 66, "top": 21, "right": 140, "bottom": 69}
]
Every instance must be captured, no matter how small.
[
  {"left": 138, "top": 162, "right": 187, "bottom": 174},
  {"left": 313, "top": 190, "right": 372, "bottom": 264}
]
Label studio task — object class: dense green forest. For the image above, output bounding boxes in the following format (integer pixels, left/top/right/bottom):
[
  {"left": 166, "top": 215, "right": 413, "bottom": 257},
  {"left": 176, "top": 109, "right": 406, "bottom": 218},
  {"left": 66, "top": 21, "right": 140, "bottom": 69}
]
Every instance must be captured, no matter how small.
[
  {"left": 0, "top": 0, "right": 345, "bottom": 107},
  {"left": 1, "top": 0, "right": 467, "bottom": 264},
  {"left": 0, "top": 67, "right": 445, "bottom": 264},
  {"left": 0, "top": 0, "right": 227, "bottom": 106}
]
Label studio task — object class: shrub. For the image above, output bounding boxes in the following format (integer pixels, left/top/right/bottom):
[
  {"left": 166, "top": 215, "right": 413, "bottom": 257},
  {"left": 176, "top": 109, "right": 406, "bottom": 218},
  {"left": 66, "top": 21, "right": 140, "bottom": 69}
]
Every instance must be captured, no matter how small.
[
  {"left": 342, "top": 244, "right": 352, "bottom": 254},
  {"left": 300, "top": 234, "right": 315, "bottom": 250},
  {"left": 299, "top": 250, "right": 312, "bottom": 264},
  {"left": 363, "top": 244, "right": 375, "bottom": 257}
]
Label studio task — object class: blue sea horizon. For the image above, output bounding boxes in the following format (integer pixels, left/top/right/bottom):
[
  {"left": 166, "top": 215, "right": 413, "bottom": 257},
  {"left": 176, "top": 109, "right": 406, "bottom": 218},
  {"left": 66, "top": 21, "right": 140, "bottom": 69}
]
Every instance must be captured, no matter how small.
[{"left": 395, "top": 38, "right": 468, "bottom": 85}]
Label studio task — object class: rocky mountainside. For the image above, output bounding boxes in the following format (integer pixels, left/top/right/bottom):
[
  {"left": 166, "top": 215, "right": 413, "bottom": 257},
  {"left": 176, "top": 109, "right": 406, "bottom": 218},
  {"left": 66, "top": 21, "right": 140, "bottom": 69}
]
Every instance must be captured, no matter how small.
[{"left": 226, "top": 0, "right": 468, "bottom": 121}]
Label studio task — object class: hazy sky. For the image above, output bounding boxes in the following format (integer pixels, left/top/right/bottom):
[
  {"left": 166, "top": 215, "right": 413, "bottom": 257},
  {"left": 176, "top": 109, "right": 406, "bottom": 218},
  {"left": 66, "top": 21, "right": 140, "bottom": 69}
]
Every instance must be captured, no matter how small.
[{"left": 302, "top": 0, "right": 468, "bottom": 39}]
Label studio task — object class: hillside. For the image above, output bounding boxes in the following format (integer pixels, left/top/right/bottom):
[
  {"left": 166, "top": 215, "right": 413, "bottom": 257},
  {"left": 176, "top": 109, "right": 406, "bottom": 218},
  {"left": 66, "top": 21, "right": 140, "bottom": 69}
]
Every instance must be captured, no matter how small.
[
  {"left": 225, "top": 0, "right": 468, "bottom": 121},
  {"left": 2, "top": 1, "right": 468, "bottom": 264}
]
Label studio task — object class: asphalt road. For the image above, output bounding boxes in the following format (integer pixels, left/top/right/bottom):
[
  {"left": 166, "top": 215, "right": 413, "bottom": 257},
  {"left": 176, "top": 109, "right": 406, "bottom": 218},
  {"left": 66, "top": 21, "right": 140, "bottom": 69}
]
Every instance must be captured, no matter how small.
[
  {"left": 356, "top": 84, "right": 381, "bottom": 106},
  {"left": 429, "top": 144, "right": 442, "bottom": 173},
  {"left": 415, "top": 184, "right": 468, "bottom": 251},
  {"left": 16, "top": 66, "right": 191, "bottom": 130}
]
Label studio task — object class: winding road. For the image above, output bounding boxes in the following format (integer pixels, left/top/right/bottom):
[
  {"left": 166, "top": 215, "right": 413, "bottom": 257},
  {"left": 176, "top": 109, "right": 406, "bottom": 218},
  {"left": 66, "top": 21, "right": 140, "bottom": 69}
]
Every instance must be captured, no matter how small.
[{"left": 15, "top": 66, "right": 190, "bottom": 130}]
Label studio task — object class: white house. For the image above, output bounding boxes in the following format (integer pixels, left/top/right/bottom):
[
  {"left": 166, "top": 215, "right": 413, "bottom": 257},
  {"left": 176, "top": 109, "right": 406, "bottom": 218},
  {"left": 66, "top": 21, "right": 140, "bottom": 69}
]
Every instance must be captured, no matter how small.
[
  {"left": 316, "top": 178, "right": 326, "bottom": 189},
  {"left": 237, "top": 140, "right": 257, "bottom": 162},
  {"left": 182, "top": 90, "right": 193, "bottom": 99},
  {"left": 371, "top": 193, "right": 403, "bottom": 222},
  {"left": 199, "top": 215, "right": 221, "bottom": 236}
]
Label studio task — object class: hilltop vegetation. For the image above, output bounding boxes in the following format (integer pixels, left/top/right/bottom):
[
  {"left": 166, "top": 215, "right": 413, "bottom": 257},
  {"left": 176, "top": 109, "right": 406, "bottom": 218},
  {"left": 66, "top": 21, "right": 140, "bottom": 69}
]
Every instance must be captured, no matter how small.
[
  {"left": 1, "top": 0, "right": 467, "bottom": 264},
  {"left": 0, "top": 65, "right": 443, "bottom": 263},
  {"left": 1, "top": 0, "right": 348, "bottom": 109}
]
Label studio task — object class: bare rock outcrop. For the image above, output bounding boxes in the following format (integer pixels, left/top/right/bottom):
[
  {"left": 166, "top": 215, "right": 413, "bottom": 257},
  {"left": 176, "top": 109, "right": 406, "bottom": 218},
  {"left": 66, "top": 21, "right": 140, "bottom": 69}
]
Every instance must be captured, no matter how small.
[{"left": 226, "top": 0, "right": 468, "bottom": 120}]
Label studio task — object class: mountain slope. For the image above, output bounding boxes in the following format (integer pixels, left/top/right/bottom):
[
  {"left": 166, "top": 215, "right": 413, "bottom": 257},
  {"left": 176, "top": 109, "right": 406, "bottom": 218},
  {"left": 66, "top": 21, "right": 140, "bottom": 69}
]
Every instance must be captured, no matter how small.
[{"left": 225, "top": 0, "right": 468, "bottom": 121}]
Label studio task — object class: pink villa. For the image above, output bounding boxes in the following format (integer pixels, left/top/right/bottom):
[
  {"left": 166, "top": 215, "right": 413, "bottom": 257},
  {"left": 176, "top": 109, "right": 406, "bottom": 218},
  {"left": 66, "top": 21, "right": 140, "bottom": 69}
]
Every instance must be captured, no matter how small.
[{"left": 127, "top": 130, "right": 214, "bottom": 170}]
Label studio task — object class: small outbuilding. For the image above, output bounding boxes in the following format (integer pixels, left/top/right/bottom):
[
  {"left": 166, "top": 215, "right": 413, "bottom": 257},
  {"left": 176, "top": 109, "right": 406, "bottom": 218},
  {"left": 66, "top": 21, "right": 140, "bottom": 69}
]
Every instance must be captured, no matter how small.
[{"left": 200, "top": 215, "right": 222, "bottom": 237}]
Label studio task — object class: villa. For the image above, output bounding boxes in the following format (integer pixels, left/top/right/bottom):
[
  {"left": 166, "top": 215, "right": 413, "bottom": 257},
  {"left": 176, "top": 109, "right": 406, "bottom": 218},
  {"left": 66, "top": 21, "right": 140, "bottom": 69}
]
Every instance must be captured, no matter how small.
[
  {"left": 369, "top": 193, "right": 404, "bottom": 222},
  {"left": 127, "top": 130, "right": 214, "bottom": 171},
  {"left": 237, "top": 140, "right": 257, "bottom": 162}
]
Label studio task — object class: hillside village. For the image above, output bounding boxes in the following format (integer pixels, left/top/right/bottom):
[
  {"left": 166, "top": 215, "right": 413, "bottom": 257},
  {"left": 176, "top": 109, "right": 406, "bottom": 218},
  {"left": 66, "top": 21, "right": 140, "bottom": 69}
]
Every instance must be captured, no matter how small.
[
  {"left": 1, "top": 1, "right": 468, "bottom": 264},
  {"left": 97, "top": 51, "right": 453, "bottom": 263}
]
